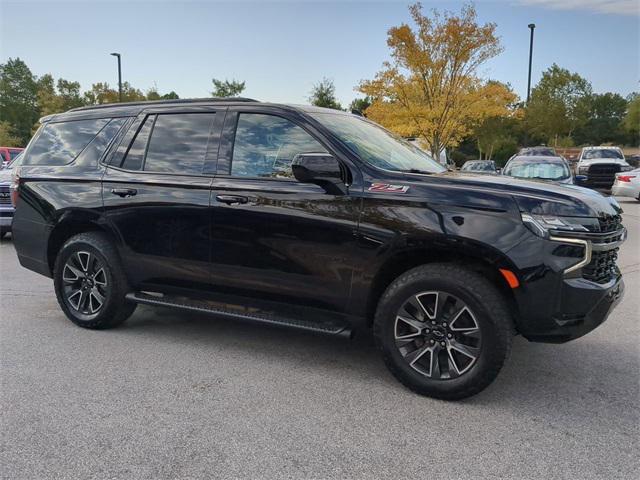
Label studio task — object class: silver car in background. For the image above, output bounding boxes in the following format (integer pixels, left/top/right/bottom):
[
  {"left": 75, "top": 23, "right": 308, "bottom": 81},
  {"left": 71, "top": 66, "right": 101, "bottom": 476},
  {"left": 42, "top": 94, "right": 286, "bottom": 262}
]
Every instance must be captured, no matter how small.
[
  {"left": 612, "top": 168, "right": 640, "bottom": 201},
  {"left": 0, "top": 152, "right": 23, "bottom": 239},
  {"left": 502, "top": 155, "right": 574, "bottom": 184}
]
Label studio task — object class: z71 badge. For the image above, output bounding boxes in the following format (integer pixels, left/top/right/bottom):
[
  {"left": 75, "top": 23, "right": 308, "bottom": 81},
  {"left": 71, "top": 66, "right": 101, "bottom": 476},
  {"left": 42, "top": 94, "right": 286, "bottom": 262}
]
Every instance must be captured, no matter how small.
[{"left": 368, "top": 182, "right": 410, "bottom": 193}]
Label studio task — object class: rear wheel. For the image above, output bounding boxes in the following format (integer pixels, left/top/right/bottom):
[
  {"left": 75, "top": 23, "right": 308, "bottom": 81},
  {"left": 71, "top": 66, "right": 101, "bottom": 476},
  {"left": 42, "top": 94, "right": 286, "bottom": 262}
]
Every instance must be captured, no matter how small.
[
  {"left": 53, "top": 232, "right": 136, "bottom": 329},
  {"left": 374, "top": 264, "right": 514, "bottom": 400}
]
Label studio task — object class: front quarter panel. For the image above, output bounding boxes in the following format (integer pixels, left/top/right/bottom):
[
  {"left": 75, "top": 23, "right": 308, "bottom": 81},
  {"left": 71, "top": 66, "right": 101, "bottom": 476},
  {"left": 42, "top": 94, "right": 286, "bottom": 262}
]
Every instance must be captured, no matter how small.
[{"left": 348, "top": 174, "right": 529, "bottom": 317}]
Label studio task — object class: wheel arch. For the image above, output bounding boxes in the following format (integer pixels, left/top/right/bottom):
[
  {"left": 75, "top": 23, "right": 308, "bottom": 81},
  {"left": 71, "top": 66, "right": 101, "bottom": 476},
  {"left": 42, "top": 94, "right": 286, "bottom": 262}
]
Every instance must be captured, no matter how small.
[
  {"left": 47, "top": 211, "right": 119, "bottom": 274},
  {"left": 364, "top": 242, "right": 520, "bottom": 327}
]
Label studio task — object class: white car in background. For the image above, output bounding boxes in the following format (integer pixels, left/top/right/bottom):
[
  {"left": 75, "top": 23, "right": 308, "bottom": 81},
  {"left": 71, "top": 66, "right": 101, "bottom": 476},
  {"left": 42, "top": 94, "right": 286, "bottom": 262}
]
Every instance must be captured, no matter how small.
[
  {"left": 612, "top": 168, "right": 640, "bottom": 201},
  {"left": 575, "top": 146, "right": 633, "bottom": 189}
]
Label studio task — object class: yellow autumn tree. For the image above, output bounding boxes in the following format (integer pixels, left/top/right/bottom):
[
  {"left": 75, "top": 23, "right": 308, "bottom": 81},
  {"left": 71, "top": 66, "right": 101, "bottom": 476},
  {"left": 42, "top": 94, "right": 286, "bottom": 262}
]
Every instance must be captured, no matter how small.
[{"left": 359, "top": 3, "right": 517, "bottom": 159}]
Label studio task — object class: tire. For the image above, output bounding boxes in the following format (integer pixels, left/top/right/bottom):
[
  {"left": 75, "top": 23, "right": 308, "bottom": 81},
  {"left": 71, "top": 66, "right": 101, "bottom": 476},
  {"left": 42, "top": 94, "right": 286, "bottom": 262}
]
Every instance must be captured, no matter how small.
[
  {"left": 374, "top": 263, "right": 514, "bottom": 400},
  {"left": 53, "top": 232, "right": 136, "bottom": 329},
  {"left": 0, "top": 230, "right": 6, "bottom": 240}
]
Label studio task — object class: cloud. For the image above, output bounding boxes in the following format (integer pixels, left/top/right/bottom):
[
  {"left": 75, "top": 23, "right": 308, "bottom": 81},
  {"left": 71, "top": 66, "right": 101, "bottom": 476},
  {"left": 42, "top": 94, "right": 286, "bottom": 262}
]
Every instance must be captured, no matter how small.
[{"left": 516, "top": 0, "right": 640, "bottom": 15}]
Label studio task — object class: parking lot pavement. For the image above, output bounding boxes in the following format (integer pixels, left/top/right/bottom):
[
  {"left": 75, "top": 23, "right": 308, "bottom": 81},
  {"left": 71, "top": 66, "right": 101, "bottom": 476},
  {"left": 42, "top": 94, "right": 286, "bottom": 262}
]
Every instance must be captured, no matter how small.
[{"left": 1, "top": 200, "right": 638, "bottom": 480}]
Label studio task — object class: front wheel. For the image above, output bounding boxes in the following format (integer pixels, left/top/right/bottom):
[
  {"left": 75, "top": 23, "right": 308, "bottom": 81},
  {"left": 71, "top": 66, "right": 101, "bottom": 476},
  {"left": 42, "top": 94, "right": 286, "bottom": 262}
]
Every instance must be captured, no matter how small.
[
  {"left": 53, "top": 232, "right": 136, "bottom": 329},
  {"left": 374, "top": 264, "right": 514, "bottom": 400}
]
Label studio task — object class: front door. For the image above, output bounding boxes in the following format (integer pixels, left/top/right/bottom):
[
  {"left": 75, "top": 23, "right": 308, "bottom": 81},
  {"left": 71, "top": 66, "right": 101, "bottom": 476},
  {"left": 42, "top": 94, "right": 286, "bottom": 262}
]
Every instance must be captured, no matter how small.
[
  {"left": 209, "top": 110, "right": 360, "bottom": 313},
  {"left": 102, "top": 109, "right": 223, "bottom": 291}
]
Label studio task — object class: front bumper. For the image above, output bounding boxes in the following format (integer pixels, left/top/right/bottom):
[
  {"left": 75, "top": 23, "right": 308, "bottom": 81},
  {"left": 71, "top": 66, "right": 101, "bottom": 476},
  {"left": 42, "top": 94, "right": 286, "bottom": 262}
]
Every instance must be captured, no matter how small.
[
  {"left": 520, "top": 274, "right": 624, "bottom": 343},
  {"left": 0, "top": 207, "right": 13, "bottom": 230}
]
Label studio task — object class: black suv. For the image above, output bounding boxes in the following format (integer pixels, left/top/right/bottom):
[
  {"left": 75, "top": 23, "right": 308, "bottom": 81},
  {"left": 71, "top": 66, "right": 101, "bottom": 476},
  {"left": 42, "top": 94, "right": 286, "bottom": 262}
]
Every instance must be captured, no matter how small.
[{"left": 12, "top": 99, "right": 626, "bottom": 399}]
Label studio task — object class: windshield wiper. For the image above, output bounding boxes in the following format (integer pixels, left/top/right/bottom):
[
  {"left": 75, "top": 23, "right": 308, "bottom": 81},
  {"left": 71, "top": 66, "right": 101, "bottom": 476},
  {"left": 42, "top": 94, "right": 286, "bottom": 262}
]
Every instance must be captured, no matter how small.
[{"left": 400, "top": 168, "right": 434, "bottom": 175}]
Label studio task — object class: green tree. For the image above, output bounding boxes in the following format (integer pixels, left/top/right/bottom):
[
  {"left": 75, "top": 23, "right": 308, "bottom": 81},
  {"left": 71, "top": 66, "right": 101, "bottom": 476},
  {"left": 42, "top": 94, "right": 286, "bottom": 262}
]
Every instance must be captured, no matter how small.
[
  {"left": 623, "top": 93, "right": 639, "bottom": 146},
  {"left": 525, "top": 64, "right": 592, "bottom": 145},
  {"left": 211, "top": 78, "right": 245, "bottom": 97},
  {"left": 83, "top": 82, "right": 145, "bottom": 105},
  {"left": 309, "top": 78, "right": 342, "bottom": 110},
  {"left": 145, "top": 88, "right": 179, "bottom": 101},
  {"left": 83, "top": 82, "right": 118, "bottom": 105},
  {"left": 36, "top": 73, "right": 62, "bottom": 117},
  {"left": 574, "top": 92, "right": 628, "bottom": 145},
  {"left": 474, "top": 116, "right": 521, "bottom": 162},
  {"left": 349, "top": 96, "right": 372, "bottom": 115},
  {"left": 0, "top": 58, "right": 39, "bottom": 145},
  {"left": 146, "top": 88, "right": 162, "bottom": 101},
  {"left": 0, "top": 121, "right": 21, "bottom": 147},
  {"left": 36, "top": 74, "right": 85, "bottom": 119},
  {"left": 56, "top": 79, "right": 84, "bottom": 110}
]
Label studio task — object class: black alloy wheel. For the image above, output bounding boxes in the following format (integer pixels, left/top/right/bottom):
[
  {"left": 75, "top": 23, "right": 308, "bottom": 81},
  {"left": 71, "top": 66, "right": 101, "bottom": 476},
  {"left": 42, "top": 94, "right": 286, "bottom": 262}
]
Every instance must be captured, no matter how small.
[
  {"left": 61, "top": 250, "right": 108, "bottom": 317},
  {"left": 394, "top": 291, "right": 481, "bottom": 380}
]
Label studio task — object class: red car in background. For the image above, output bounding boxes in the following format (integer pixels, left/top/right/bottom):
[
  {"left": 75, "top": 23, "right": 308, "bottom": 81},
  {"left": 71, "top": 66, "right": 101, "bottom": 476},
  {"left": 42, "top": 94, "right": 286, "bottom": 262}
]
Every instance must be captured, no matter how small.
[{"left": 0, "top": 147, "right": 24, "bottom": 168}]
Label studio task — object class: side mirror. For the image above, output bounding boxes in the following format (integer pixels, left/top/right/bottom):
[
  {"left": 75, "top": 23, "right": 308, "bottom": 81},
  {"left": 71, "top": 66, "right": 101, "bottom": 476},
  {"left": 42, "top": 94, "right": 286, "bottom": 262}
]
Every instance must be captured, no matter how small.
[
  {"left": 575, "top": 174, "right": 587, "bottom": 183},
  {"left": 292, "top": 153, "right": 346, "bottom": 193}
]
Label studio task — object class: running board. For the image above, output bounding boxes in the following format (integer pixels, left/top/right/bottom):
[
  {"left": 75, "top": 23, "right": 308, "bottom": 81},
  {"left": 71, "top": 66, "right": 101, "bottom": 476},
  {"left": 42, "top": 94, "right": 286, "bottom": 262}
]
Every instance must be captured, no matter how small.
[{"left": 126, "top": 292, "right": 352, "bottom": 338}]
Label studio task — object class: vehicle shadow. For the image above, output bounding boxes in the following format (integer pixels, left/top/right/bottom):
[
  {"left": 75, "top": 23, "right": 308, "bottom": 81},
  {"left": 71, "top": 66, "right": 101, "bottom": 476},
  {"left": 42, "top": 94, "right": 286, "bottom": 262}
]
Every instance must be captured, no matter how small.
[{"left": 118, "top": 304, "right": 638, "bottom": 415}]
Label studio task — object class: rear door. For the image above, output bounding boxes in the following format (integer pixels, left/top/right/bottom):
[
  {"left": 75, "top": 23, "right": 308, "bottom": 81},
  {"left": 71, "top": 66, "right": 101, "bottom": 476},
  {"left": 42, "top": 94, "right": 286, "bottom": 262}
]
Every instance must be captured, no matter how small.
[
  {"left": 209, "top": 108, "right": 360, "bottom": 313},
  {"left": 102, "top": 107, "right": 224, "bottom": 291}
]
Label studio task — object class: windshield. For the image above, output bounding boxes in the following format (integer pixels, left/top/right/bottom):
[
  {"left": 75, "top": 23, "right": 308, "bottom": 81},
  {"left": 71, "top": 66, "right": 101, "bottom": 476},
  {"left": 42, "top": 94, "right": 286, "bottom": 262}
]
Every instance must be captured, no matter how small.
[
  {"left": 520, "top": 147, "right": 556, "bottom": 157},
  {"left": 310, "top": 113, "right": 446, "bottom": 174},
  {"left": 8, "top": 149, "right": 22, "bottom": 160},
  {"left": 504, "top": 159, "right": 570, "bottom": 181},
  {"left": 464, "top": 161, "right": 494, "bottom": 171},
  {"left": 7, "top": 152, "right": 23, "bottom": 168},
  {"left": 583, "top": 149, "right": 623, "bottom": 160}
]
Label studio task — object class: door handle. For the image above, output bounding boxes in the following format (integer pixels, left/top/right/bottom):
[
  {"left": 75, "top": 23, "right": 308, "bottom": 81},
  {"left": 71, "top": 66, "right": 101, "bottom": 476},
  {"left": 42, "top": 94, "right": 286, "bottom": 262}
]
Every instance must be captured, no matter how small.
[
  {"left": 215, "top": 195, "right": 249, "bottom": 205},
  {"left": 110, "top": 188, "right": 137, "bottom": 198}
]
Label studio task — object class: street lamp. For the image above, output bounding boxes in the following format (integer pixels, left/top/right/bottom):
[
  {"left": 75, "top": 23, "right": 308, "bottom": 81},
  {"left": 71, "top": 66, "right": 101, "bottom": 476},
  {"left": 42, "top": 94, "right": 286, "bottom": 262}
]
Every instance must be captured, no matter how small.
[
  {"left": 526, "top": 24, "right": 536, "bottom": 104},
  {"left": 110, "top": 52, "right": 122, "bottom": 102}
]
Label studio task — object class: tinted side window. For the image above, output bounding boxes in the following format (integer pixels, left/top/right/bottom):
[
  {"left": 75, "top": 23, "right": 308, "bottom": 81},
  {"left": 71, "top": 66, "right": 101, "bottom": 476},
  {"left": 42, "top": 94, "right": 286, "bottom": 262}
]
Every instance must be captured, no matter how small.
[
  {"left": 231, "top": 114, "right": 327, "bottom": 179},
  {"left": 144, "top": 113, "right": 216, "bottom": 174},
  {"left": 75, "top": 118, "right": 127, "bottom": 166},
  {"left": 24, "top": 118, "right": 110, "bottom": 166},
  {"left": 121, "top": 116, "right": 154, "bottom": 171}
]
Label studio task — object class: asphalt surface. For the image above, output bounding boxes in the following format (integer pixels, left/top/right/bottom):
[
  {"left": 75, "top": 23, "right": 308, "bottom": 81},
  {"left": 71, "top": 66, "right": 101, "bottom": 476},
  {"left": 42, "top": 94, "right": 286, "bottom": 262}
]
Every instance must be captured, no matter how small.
[{"left": 1, "top": 199, "right": 638, "bottom": 480}]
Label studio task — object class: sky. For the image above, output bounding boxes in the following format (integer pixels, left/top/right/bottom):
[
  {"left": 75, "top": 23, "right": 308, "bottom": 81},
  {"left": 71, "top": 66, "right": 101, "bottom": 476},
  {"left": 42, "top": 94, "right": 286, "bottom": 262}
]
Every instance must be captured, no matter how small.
[{"left": 1, "top": 0, "right": 638, "bottom": 107}]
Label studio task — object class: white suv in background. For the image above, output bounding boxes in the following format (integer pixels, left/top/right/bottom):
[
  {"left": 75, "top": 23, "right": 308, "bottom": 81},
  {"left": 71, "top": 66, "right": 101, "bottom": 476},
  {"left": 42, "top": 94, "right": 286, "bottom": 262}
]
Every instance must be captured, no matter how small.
[{"left": 576, "top": 146, "right": 633, "bottom": 190}]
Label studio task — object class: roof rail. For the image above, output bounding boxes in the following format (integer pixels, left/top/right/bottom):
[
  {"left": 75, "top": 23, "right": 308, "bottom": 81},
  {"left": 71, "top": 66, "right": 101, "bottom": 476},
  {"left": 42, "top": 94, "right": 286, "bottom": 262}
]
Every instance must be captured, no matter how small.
[{"left": 69, "top": 97, "right": 259, "bottom": 112}]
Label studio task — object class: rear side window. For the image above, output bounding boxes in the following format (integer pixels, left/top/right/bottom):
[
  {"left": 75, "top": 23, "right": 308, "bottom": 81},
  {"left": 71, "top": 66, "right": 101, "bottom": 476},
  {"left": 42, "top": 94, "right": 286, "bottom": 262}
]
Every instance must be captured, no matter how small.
[
  {"left": 121, "top": 116, "right": 154, "bottom": 171},
  {"left": 24, "top": 118, "right": 110, "bottom": 166},
  {"left": 119, "top": 113, "right": 216, "bottom": 175},
  {"left": 144, "top": 114, "right": 215, "bottom": 174},
  {"left": 74, "top": 118, "right": 127, "bottom": 166}
]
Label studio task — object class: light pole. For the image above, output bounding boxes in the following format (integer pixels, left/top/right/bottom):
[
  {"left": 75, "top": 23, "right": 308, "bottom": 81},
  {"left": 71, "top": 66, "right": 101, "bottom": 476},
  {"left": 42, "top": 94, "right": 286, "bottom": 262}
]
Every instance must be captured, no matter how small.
[
  {"left": 110, "top": 52, "right": 122, "bottom": 102},
  {"left": 526, "top": 24, "right": 535, "bottom": 104}
]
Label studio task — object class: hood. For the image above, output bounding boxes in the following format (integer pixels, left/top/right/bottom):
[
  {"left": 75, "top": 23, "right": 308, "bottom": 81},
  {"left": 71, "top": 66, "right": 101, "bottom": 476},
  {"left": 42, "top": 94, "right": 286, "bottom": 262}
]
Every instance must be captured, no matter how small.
[
  {"left": 393, "top": 171, "right": 622, "bottom": 218},
  {"left": 0, "top": 167, "right": 13, "bottom": 184},
  {"left": 578, "top": 158, "right": 628, "bottom": 167}
]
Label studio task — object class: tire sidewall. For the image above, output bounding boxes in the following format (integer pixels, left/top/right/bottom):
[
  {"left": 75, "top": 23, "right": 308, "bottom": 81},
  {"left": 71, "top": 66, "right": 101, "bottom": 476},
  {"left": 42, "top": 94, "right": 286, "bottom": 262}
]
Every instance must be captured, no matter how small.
[
  {"left": 377, "top": 273, "right": 506, "bottom": 397},
  {"left": 54, "top": 238, "right": 118, "bottom": 327}
]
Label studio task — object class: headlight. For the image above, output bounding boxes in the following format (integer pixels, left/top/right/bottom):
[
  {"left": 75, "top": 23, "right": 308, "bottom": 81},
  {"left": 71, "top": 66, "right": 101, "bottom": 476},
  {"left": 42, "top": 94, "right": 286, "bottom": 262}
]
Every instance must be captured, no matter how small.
[
  {"left": 521, "top": 213, "right": 592, "bottom": 238},
  {"left": 578, "top": 166, "right": 589, "bottom": 174},
  {"left": 620, "top": 165, "right": 633, "bottom": 172}
]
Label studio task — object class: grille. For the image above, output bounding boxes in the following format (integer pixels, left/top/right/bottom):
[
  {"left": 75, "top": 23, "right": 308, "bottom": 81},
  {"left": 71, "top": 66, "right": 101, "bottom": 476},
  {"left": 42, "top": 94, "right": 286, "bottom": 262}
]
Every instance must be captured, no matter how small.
[
  {"left": 598, "top": 215, "right": 622, "bottom": 233},
  {"left": 586, "top": 164, "right": 620, "bottom": 188},
  {"left": 583, "top": 248, "right": 619, "bottom": 283},
  {"left": 588, "top": 164, "right": 621, "bottom": 175},
  {"left": 0, "top": 186, "right": 10, "bottom": 205}
]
